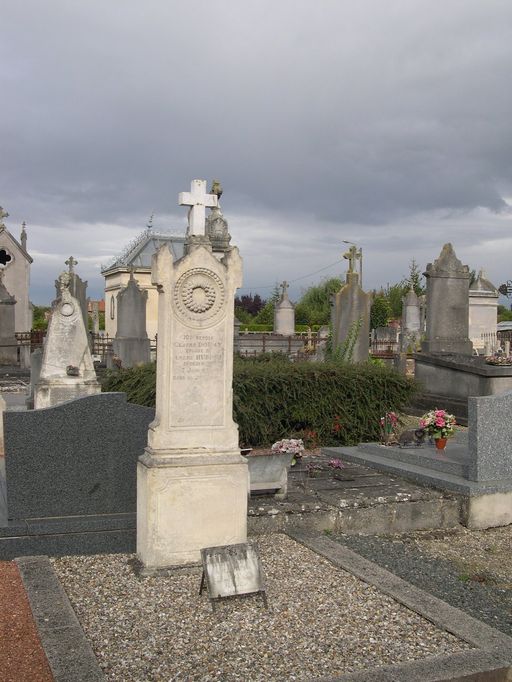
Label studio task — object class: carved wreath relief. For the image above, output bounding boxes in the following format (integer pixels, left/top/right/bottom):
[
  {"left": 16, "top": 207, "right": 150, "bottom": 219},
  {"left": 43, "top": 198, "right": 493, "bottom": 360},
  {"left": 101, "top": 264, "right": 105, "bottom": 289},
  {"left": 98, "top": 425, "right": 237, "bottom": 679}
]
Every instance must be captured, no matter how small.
[{"left": 173, "top": 268, "right": 225, "bottom": 326}]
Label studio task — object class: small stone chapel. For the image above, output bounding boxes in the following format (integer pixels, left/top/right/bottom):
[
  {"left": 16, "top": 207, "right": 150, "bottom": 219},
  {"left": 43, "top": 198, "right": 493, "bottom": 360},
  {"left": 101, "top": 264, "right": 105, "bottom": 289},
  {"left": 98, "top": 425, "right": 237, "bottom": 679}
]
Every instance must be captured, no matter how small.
[{"left": 0, "top": 207, "right": 33, "bottom": 333}]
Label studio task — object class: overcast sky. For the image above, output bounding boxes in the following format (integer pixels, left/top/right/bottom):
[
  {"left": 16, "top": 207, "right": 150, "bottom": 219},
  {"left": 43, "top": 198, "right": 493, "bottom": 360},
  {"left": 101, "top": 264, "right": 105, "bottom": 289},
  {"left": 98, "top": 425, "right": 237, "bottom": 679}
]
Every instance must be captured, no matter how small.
[{"left": 2, "top": 0, "right": 512, "bottom": 304}]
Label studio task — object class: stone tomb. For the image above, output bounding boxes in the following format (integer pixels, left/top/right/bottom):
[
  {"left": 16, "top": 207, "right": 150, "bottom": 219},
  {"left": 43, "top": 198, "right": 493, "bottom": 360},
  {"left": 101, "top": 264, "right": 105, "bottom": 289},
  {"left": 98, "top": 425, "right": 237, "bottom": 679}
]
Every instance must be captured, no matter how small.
[
  {"left": 324, "top": 390, "right": 512, "bottom": 529},
  {"left": 137, "top": 179, "right": 248, "bottom": 570},
  {"left": 0, "top": 393, "right": 154, "bottom": 558},
  {"left": 35, "top": 271, "right": 100, "bottom": 409}
]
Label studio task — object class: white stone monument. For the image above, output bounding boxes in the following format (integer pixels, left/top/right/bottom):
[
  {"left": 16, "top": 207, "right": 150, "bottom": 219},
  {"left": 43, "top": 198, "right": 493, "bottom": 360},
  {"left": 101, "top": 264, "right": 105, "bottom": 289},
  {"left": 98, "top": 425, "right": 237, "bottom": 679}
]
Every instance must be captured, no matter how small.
[
  {"left": 34, "top": 272, "right": 100, "bottom": 409},
  {"left": 137, "top": 179, "right": 248, "bottom": 570},
  {"left": 469, "top": 270, "right": 498, "bottom": 352},
  {"left": 274, "top": 281, "right": 295, "bottom": 336}
]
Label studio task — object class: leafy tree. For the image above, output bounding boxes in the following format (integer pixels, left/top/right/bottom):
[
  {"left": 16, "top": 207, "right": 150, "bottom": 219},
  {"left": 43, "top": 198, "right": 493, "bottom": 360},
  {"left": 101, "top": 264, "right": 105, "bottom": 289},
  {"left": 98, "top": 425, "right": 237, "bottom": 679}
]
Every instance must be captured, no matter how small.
[
  {"left": 295, "top": 277, "right": 342, "bottom": 326},
  {"left": 32, "top": 305, "right": 50, "bottom": 330},
  {"left": 384, "top": 282, "right": 407, "bottom": 319},
  {"left": 254, "top": 299, "right": 275, "bottom": 325},
  {"left": 234, "top": 293, "right": 265, "bottom": 316},
  {"left": 498, "top": 304, "right": 512, "bottom": 322},
  {"left": 370, "top": 295, "right": 392, "bottom": 329},
  {"left": 404, "top": 259, "right": 426, "bottom": 297}
]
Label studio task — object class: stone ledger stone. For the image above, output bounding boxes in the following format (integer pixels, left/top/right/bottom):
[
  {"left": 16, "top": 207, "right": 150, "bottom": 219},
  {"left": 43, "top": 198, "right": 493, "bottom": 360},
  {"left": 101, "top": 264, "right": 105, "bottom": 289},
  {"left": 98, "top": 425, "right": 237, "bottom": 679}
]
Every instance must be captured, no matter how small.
[
  {"left": 333, "top": 272, "right": 371, "bottom": 363},
  {"left": 421, "top": 243, "right": 472, "bottom": 355},
  {"left": 35, "top": 272, "right": 100, "bottom": 409},
  {"left": 137, "top": 241, "right": 248, "bottom": 569}
]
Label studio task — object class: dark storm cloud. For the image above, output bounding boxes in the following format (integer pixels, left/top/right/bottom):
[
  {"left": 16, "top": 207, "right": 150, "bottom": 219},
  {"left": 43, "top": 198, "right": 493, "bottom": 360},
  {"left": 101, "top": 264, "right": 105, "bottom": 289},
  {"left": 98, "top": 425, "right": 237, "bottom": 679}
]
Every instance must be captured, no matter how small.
[{"left": 1, "top": 1, "right": 512, "bottom": 301}]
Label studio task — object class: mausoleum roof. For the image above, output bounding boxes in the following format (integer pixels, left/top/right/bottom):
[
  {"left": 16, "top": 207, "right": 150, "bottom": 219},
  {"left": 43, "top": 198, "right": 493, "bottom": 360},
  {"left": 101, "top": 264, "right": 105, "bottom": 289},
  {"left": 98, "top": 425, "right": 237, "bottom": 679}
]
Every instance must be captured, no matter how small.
[{"left": 101, "top": 228, "right": 185, "bottom": 273}]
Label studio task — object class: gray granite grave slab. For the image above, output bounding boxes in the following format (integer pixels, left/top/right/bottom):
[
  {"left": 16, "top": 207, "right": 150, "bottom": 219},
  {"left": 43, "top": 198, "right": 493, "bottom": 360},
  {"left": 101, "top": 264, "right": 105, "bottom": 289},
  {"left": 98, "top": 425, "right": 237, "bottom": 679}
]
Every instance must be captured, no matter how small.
[
  {"left": 468, "top": 391, "right": 512, "bottom": 481},
  {"left": 3, "top": 392, "right": 154, "bottom": 520}
]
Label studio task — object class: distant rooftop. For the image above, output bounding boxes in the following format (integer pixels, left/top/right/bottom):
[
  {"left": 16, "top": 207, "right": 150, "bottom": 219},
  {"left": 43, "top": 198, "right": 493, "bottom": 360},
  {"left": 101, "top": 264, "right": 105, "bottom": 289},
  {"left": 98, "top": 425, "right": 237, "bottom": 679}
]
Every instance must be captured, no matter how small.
[{"left": 101, "top": 228, "right": 185, "bottom": 273}]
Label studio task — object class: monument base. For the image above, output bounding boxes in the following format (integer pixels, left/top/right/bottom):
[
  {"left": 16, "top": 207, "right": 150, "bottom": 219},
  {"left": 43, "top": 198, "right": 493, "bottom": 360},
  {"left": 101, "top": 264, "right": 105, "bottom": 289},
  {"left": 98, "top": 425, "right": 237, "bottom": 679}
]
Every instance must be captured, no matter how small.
[
  {"left": 34, "top": 379, "right": 101, "bottom": 410},
  {"left": 137, "top": 449, "right": 248, "bottom": 569},
  {"left": 112, "top": 337, "right": 151, "bottom": 368}
]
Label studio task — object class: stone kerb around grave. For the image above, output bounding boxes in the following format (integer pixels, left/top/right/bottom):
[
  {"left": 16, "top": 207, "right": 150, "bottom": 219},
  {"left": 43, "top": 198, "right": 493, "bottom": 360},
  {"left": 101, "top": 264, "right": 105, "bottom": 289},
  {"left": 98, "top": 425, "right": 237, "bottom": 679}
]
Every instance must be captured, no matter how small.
[{"left": 137, "top": 241, "right": 248, "bottom": 569}]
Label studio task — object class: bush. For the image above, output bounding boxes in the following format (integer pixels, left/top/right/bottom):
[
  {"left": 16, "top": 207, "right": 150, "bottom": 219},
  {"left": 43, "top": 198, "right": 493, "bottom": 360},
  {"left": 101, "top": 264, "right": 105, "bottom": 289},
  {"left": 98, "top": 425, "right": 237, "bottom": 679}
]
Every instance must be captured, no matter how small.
[{"left": 102, "top": 358, "right": 417, "bottom": 448}]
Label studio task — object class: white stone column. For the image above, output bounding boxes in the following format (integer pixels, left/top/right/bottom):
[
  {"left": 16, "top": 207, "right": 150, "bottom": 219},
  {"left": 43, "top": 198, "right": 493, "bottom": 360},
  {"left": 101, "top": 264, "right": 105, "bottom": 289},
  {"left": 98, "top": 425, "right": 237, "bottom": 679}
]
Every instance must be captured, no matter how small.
[{"left": 137, "top": 242, "right": 248, "bottom": 569}]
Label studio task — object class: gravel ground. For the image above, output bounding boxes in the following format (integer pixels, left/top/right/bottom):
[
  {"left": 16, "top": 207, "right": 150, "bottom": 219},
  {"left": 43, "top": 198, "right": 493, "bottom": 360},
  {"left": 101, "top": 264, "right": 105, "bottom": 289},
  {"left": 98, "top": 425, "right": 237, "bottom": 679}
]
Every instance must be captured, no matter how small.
[
  {"left": 51, "top": 534, "right": 471, "bottom": 681},
  {"left": 333, "top": 525, "right": 512, "bottom": 637}
]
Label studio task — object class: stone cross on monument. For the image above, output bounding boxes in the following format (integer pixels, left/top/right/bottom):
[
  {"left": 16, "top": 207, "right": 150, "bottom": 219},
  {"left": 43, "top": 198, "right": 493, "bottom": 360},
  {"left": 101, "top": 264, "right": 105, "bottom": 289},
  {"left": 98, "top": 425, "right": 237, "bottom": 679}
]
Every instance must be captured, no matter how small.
[
  {"left": 280, "top": 281, "right": 289, "bottom": 298},
  {"left": 343, "top": 245, "right": 361, "bottom": 275},
  {"left": 65, "top": 256, "right": 78, "bottom": 273},
  {"left": 178, "top": 179, "right": 218, "bottom": 236}
]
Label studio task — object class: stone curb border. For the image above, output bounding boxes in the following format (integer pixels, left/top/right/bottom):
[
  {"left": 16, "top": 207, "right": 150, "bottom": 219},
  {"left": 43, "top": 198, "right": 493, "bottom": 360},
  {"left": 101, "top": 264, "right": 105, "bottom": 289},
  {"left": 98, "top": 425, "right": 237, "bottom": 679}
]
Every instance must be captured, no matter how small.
[
  {"left": 287, "top": 529, "right": 512, "bottom": 682},
  {"left": 15, "top": 556, "right": 104, "bottom": 682}
]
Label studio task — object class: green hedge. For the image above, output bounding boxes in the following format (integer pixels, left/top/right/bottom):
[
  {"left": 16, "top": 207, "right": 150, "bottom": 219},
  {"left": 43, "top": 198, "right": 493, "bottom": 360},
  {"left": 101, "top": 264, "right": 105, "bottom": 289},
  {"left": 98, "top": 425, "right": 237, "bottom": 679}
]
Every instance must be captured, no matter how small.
[{"left": 102, "top": 359, "right": 416, "bottom": 447}]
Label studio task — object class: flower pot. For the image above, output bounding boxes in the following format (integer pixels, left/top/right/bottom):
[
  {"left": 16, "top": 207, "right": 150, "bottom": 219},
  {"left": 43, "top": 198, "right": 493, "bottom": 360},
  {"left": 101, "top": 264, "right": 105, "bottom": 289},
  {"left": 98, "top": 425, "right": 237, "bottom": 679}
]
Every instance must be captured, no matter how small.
[
  {"left": 243, "top": 451, "right": 294, "bottom": 499},
  {"left": 435, "top": 437, "right": 448, "bottom": 451}
]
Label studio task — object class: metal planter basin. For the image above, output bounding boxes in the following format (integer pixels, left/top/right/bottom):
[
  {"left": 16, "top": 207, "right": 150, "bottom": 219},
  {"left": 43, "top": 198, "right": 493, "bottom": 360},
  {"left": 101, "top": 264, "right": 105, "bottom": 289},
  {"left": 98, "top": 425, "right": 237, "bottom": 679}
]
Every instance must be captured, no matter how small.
[{"left": 242, "top": 451, "right": 294, "bottom": 499}]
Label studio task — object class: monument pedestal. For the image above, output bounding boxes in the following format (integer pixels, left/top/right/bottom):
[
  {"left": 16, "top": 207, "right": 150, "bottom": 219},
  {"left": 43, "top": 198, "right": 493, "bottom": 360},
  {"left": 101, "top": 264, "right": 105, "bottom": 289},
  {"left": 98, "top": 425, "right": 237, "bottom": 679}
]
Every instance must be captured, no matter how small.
[{"left": 137, "top": 449, "right": 248, "bottom": 568}]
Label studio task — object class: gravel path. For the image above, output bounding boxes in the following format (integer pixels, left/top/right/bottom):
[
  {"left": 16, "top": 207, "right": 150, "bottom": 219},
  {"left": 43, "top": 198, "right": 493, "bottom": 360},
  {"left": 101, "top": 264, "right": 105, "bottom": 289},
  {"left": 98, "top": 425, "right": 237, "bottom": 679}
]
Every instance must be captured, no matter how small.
[
  {"left": 333, "top": 526, "right": 512, "bottom": 637},
  {"left": 51, "top": 534, "right": 470, "bottom": 681}
]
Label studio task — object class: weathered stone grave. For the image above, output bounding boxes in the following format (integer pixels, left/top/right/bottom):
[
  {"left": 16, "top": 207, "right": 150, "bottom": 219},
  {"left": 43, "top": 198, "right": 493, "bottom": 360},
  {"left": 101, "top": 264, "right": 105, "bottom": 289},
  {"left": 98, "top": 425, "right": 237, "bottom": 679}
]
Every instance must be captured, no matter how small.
[
  {"left": 34, "top": 271, "right": 100, "bottom": 409},
  {"left": 0, "top": 392, "right": 154, "bottom": 558},
  {"left": 332, "top": 245, "right": 371, "bottom": 363},
  {"left": 112, "top": 269, "right": 150, "bottom": 367},
  {"left": 137, "top": 179, "right": 248, "bottom": 570},
  {"left": 55, "top": 256, "right": 89, "bottom": 329}
]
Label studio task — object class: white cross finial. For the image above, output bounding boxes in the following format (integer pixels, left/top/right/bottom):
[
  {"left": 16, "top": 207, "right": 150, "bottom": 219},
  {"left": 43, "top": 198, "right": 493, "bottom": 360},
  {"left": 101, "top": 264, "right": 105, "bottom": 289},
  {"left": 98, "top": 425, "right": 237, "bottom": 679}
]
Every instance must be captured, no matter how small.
[{"left": 178, "top": 179, "right": 218, "bottom": 236}]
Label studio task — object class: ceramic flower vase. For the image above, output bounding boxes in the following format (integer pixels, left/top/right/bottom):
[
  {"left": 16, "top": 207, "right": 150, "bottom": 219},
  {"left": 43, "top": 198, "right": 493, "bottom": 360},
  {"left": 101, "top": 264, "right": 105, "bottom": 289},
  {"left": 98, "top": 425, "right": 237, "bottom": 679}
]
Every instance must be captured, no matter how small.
[{"left": 435, "top": 437, "right": 448, "bottom": 451}]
